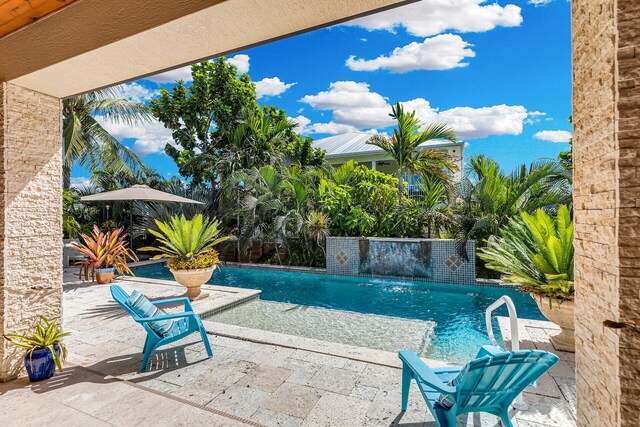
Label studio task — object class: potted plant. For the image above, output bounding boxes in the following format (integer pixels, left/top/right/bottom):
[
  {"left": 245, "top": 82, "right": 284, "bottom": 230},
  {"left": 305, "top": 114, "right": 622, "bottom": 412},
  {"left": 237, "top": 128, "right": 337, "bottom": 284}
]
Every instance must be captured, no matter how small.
[
  {"left": 141, "top": 214, "right": 231, "bottom": 300},
  {"left": 72, "top": 225, "right": 138, "bottom": 284},
  {"left": 4, "top": 317, "right": 70, "bottom": 382},
  {"left": 478, "top": 204, "right": 575, "bottom": 351}
]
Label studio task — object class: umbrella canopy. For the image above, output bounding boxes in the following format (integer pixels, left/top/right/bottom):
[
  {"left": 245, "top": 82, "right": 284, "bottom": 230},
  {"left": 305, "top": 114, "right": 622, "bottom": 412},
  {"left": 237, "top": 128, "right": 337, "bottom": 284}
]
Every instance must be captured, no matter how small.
[{"left": 80, "top": 185, "right": 203, "bottom": 204}]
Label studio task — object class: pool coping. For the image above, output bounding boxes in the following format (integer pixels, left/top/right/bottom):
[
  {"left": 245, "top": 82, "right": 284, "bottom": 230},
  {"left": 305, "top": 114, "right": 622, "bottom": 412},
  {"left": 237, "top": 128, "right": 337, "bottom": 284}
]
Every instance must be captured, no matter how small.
[
  {"left": 118, "top": 275, "right": 558, "bottom": 373},
  {"left": 201, "top": 319, "right": 453, "bottom": 370},
  {"left": 117, "top": 275, "right": 262, "bottom": 318},
  {"left": 120, "top": 274, "right": 454, "bottom": 370},
  {"left": 129, "top": 259, "right": 512, "bottom": 289}
]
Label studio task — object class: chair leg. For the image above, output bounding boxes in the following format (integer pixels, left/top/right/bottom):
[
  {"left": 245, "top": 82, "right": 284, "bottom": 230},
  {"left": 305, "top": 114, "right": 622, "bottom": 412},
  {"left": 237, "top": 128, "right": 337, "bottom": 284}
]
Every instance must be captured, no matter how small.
[
  {"left": 499, "top": 410, "right": 514, "bottom": 427},
  {"left": 142, "top": 335, "right": 149, "bottom": 354},
  {"left": 141, "top": 346, "right": 153, "bottom": 372},
  {"left": 401, "top": 363, "right": 412, "bottom": 411},
  {"left": 444, "top": 408, "right": 457, "bottom": 427},
  {"left": 200, "top": 326, "right": 213, "bottom": 358}
]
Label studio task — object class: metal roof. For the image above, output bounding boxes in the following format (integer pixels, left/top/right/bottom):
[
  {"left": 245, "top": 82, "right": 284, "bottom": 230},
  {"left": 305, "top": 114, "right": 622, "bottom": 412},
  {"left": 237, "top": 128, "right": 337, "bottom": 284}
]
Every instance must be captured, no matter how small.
[{"left": 312, "top": 132, "right": 462, "bottom": 159}]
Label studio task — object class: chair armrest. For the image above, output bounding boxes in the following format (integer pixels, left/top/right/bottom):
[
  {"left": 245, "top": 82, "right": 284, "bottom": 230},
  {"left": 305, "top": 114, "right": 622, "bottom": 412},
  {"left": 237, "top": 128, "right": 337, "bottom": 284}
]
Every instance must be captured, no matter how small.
[
  {"left": 399, "top": 350, "right": 456, "bottom": 394},
  {"left": 136, "top": 311, "right": 196, "bottom": 323},
  {"left": 475, "top": 345, "right": 505, "bottom": 359},
  {"left": 153, "top": 297, "right": 193, "bottom": 311}
]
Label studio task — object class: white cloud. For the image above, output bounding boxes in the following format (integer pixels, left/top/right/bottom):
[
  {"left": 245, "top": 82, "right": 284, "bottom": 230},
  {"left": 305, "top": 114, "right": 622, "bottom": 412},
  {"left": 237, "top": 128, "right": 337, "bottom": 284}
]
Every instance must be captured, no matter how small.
[
  {"left": 144, "top": 66, "right": 193, "bottom": 83},
  {"left": 300, "top": 81, "right": 532, "bottom": 139},
  {"left": 528, "top": 0, "right": 553, "bottom": 6},
  {"left": 70, "top": 177, "right": 91, "bottom": 189},
  {"left": 112, "top": 82, "right": 156, "bottom": 103},
  {"left": 228, "top": 54, "right": 250, "bottom": 74},
  {"left": 524, "top": 110, "right": 547, "bottom": 124},
  {"left": 255, "top": 77, "right": 296, "bottom": 99},
  {"left": 533, "top": 130, "right": 572, "bottom": 143},
  {"left": 344, "top": 0, "right": 522, "bottom": 37},
  {"left": 290, "top": 115, "right": 311, "bottom": 133},
  {"left": 437, "top": 105, "right": 528, "bottom": 139},
  {"left": 95, "top": 116, "right": 176, "bottom": 156},
  {"left": 346, "top": 34, "right": 475, "bottom": 73},
  {"left": 300, "top": 81, "right": 393, "bottom": 129},
  {"left": 307, "top": 122, "right": 360, "bottom": 135}
]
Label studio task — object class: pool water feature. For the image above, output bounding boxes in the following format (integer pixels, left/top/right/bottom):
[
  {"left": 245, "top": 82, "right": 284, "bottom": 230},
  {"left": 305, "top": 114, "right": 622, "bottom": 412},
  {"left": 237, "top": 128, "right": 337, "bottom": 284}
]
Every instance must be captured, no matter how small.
[{"left": 133, "top": 264, "right": 544, "bottom": 363}]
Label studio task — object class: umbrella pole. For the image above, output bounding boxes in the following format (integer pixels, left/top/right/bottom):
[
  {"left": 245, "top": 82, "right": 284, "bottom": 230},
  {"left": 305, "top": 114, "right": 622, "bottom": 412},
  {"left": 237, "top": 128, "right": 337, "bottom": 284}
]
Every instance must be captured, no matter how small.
[{"left": 130, "top": 202, "right": 133, "bottom": 249}]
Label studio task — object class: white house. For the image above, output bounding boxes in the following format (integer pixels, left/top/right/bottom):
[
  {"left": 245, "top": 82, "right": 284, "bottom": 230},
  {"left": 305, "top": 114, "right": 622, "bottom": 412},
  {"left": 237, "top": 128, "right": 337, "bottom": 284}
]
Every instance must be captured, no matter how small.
[{"left": 312, "top": 132, "right": 465, "bottom": 186}]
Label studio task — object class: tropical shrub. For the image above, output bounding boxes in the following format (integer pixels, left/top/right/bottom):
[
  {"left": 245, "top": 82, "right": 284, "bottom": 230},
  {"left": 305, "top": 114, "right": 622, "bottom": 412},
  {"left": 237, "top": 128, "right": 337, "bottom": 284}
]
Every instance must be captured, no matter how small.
[
  {"left": 478, "top": 204, "right": 574, "bottom": 303},
  {"left": 63, "top": 190, "right": 82, "bottom": 239},
  {"left": 72, "top": 226, "right": 137, "bottom": 281},
  {"left": 140, "top": 214, "right": 232, "bottom": 270},
  {"left": 319, "top": 162, "right": 401, "bottom": 237},
  {"left": 4, "top": 317, "right": 70, "bottom": 372}
]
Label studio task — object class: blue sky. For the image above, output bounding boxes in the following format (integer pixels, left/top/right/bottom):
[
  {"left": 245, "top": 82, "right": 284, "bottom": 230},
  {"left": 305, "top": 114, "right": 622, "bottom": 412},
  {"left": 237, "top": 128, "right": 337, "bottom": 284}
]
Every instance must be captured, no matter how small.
[{"left": 74, "top": 0, "right": 571, "bottom": 186}]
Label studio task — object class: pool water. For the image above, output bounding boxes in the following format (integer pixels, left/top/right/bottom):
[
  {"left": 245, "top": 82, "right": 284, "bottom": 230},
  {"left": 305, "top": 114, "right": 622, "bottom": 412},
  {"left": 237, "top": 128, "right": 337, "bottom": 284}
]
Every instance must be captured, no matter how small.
[{"left": 134, "top": 264, "right": 544, "bottom": 363}]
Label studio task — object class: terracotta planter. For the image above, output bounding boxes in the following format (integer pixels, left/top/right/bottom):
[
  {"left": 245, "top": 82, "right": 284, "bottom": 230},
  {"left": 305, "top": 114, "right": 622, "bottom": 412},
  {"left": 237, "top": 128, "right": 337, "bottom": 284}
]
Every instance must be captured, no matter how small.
[
  {"left": 532, "top": 295, "right": 575, "bottom": 352},
  {"left": 170, "top": 266, "right": 215, "bottom": 301},
  {"left": 95, "top": 267, "right": 115, "bottom": 284}
]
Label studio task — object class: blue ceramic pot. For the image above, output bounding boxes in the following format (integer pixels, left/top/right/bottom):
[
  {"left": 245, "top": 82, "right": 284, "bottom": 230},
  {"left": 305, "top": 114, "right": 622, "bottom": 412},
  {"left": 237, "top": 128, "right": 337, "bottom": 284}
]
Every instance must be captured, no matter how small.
[{"left": 24, "top": 345, "right": 60, "bottom": 382}]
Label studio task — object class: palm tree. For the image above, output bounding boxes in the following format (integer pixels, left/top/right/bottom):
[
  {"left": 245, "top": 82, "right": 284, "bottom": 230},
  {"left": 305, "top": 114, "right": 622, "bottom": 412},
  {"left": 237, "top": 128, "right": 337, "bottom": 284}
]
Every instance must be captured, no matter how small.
[
  {"left": 367, "top": 101, "right": 459, "bottom": 206},
  {"left": 62, "top": 87, "right": 154, "bottom": 190},
  {"left": 448, "top": 154, "right": 572, "bottom": 264}
]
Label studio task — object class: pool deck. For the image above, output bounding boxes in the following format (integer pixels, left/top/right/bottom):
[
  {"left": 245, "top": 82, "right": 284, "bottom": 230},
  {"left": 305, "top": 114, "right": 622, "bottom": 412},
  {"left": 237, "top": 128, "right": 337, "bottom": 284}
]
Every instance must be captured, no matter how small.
[{"left": 2, "top": 272, "right": 576, "bottom": 426}]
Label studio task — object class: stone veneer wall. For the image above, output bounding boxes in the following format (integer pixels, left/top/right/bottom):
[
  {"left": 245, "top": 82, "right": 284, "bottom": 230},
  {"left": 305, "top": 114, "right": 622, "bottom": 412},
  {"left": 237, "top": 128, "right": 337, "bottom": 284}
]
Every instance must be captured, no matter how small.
[
  {"left": 326, "top": 236, "right": 475, "bottom": 285},
  {"left": 0, "top": 83, "right": 63, "bottom": 381},
  {"left": 573, "top": 0, "right": 640, "bottom": 425}
]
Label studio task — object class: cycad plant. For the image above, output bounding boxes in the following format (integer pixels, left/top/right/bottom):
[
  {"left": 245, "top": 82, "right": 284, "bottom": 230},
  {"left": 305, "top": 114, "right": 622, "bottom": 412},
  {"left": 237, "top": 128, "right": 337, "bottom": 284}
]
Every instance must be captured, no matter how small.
[
  {"left": 478, "top": 204, "right": 574, "bottom": 303},
  {"left": 367, "top": 101, "right": 458, "bottom": 206},
  {"left": 140, "top": 214, "right": 232, "bottom": 270}
]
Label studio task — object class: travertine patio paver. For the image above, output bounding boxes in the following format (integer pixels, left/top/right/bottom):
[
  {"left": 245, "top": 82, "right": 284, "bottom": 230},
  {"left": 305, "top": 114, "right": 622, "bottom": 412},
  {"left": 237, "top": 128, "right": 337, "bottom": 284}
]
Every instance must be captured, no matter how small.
[
  {"left": 261, "top": 382, "right": 324, "bottom": 419},
  {"left": 1, "top": 277, "right": 577, "bottom": 427}
]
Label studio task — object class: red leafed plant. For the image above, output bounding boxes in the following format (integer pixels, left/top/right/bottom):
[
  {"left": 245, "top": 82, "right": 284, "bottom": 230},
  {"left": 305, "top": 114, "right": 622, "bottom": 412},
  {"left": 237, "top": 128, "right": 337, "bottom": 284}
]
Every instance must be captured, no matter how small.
[{"left": 72, "top": 226, "right": 138, "bottom": 281}]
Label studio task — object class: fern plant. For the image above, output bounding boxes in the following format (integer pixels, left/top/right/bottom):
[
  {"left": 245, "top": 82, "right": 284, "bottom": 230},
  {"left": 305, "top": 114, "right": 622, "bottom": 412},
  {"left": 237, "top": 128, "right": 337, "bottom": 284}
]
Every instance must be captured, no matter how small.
[
  {"left": 140, "top": 214, "right": 232, "bottom": 270},
  {"left": 478, "top": 204, "right": 574, "bottom": 303}
]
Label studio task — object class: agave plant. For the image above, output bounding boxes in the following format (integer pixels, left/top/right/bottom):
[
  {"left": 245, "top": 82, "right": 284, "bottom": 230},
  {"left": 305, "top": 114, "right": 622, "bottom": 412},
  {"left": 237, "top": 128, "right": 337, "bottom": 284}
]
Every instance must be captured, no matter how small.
[
  {"left": 72, "top": 226, "right": 138, "bottom": 281},
  {"left": 478, "top": 204, "right": 574, "bottom": 303},
  {"left": 140, "top": 214, "right": 232, "bottom": 270},
  {"left": 4, "top": 317, "right": 70, "bottom": 372}
]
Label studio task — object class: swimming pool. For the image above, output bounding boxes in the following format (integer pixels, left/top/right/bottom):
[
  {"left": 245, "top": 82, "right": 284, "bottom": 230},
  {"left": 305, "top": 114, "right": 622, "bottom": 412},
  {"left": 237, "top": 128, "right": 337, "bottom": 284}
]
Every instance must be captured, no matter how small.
[{"left": 133, "top": 264, "right": 544, "bottom": 363}]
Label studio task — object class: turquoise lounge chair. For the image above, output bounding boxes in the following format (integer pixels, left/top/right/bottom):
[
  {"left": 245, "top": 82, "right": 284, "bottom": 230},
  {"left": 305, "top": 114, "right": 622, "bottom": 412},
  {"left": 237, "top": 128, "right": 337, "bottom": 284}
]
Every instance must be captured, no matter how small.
[
  {"left": 399, "top": 345, "right": 559, "bottom": 427},
  {"left": 110, "top": 285, "right": 213, "bottom": 371}
]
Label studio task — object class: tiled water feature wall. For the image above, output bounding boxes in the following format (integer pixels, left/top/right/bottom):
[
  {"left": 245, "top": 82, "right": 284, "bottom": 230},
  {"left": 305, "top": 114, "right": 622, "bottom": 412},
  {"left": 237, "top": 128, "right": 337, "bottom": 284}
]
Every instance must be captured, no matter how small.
[{"left": 326, "top": 237, "right": 476, "bottom": 284}]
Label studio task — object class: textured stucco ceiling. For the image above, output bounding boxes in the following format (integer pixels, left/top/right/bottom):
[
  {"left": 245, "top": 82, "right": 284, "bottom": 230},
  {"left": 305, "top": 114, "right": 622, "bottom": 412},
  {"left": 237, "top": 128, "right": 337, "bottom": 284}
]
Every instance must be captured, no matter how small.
[{"left": 1, "top": 0, "right": 414, "bottom": 98}]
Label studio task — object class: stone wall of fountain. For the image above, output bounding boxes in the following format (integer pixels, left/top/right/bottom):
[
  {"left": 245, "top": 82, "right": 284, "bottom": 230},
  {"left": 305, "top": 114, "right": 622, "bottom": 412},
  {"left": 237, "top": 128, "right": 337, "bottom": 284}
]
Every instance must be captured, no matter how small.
[{"left": 326, "top": 237, "right": 475, "bottom": 284}]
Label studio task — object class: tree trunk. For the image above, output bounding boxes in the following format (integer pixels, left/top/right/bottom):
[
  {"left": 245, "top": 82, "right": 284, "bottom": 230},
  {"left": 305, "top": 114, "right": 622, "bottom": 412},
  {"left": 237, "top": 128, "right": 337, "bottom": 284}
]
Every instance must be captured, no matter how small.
[
  {"left": 396, "top": 171, "right": 404, "bottom": 207},
  {"left": 62, "top": 165, "right": 71, "bottom": 191}
]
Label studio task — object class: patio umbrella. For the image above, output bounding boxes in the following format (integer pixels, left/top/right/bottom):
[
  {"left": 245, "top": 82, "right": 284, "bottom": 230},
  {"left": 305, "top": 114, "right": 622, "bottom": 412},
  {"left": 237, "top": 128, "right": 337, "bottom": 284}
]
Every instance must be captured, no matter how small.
[{"left": 80, "top": 184, "right": 204, "bottom": 246}]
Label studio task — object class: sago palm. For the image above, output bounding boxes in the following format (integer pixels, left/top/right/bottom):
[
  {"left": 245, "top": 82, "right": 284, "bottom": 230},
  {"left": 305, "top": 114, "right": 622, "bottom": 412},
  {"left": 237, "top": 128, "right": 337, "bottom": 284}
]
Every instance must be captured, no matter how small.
[
  {"left": 478, "top": 204, "right": 574, "bottom": 302},
  {"left": 63, "top": 86, "right": 154, "bottom": 189},
  {"left": 367, "top": 101, "right": 459, "bottom": 206}
]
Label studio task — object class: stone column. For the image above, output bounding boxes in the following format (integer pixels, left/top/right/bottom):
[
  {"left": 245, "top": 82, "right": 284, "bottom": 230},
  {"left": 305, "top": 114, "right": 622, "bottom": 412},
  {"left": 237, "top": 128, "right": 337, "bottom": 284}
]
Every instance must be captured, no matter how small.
[
  {"left": 0, "top": 82, "right": 63, "bottom": 381},
  {"left": 573, "top": 0, "right": 640, "bottom": 425}
]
